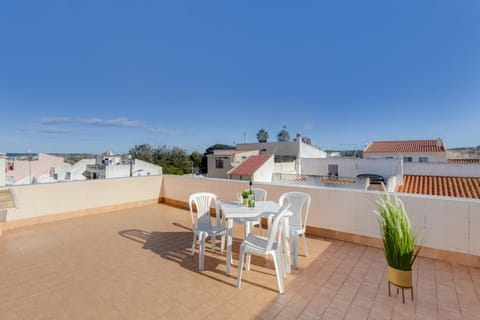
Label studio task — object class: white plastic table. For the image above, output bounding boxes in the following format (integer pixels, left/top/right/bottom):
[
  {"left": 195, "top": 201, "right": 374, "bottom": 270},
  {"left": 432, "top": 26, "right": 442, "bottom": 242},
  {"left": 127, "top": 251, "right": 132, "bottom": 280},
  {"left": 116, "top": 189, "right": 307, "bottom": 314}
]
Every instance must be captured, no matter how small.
[{"left": 220, "top": 200, "right": 291, "bottom": 276}]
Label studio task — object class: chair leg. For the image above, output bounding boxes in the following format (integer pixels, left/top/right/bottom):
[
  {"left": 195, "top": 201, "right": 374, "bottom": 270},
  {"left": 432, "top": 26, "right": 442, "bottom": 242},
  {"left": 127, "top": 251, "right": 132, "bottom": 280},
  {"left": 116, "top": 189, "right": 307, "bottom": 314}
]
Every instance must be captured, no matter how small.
[
  {"left": 220, "top": 234, "right": 225, "bottom": 254},
  {"left": 237, "top": 246, "right": 246, "bottom": 288},
  {"left": 258, "top": 219, "right": 264, "bottom": 236},
  {"left": 278, "top": 243, "right": 287, "bottom": 279},
  {"left": 292, "top": 233, "right": 299, "bottom": 269},
  {"left": 199, "top": 233, "right": 206, "bottom": 271},
  {"left": 211, "top": 234, "right": 215, "bottom": 252},
  {"left": 282, "top": 228, "right": 291, "bottom": 274},
  {"left": 246, "top": 253, "right": 251, "bottom": 271},
  {"left": 191, "top": 233, "right": 197, "bottom": 256},
  {"left": 272, "top": 251, "right": 285, "bottom": 294},
  {"left": 302, "top": 232, "right": 309, "bottom": 257}
]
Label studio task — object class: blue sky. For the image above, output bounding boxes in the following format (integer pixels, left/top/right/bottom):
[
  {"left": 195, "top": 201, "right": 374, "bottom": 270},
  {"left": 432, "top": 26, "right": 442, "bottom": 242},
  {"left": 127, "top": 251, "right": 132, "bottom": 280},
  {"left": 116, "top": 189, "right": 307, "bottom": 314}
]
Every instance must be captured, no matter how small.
[{"left": 1, "top": 1, "right": 479, "bottom": 154}]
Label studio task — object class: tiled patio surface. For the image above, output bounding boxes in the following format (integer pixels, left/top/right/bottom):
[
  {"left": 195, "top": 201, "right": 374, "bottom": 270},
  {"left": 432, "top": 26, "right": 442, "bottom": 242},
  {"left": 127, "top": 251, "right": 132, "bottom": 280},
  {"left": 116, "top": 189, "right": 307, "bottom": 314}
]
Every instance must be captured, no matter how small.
[{"left": 1, "top": 203, "right": 479, "bottom": 319}]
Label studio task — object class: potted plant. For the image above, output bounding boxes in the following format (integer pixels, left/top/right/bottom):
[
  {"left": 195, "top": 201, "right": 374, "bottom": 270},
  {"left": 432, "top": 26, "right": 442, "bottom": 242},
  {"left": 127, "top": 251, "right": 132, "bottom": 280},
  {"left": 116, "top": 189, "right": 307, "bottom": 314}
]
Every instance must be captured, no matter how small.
[
  {"left": 241, "top": 190, "right": 250, "bottom": 206},
  {"left": 374, "top": 190, "right": 421, "bottom": 303}
]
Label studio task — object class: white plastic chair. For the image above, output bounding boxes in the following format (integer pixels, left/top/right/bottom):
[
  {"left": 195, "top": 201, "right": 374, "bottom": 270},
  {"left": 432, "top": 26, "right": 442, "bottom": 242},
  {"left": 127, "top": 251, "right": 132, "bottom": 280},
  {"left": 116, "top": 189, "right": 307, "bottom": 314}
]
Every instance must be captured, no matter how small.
[
  {"left": 189, "top": 192, "right": 226, "bottom": 271},
  {"left": 236, "top": 203, "right": 290, "bottom": 294},
  {"left": 279, "top": 191, "right": 311, "bottom": 269}
]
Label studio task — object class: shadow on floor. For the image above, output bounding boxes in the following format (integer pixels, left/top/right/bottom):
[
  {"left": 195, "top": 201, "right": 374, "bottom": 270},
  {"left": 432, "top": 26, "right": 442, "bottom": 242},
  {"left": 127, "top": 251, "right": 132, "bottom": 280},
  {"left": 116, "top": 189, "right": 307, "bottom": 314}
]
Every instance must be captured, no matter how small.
[{"left": 118, "top": 224, "right": 245, "bottom": 287}]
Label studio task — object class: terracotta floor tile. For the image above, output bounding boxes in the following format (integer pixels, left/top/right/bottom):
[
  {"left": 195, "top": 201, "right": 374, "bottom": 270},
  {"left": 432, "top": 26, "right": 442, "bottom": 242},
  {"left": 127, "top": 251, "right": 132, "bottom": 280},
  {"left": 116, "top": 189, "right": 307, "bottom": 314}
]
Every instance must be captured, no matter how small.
[{"left": 0, "top": 203, "right": 479, "bottom": 319}]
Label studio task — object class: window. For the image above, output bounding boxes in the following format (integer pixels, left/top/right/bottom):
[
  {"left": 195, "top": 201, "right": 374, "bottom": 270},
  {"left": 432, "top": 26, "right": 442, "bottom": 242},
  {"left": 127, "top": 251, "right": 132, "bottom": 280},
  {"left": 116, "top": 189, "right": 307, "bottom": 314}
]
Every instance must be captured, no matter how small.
[
  {"left": 403, "top": 157, "right": 413, "bottom": 162},
  {"left": 215, "top": 157, "right": 224, "bottom": 169},
  {"left": 419, "top": 157, "right": 429, "bottom": 163}
]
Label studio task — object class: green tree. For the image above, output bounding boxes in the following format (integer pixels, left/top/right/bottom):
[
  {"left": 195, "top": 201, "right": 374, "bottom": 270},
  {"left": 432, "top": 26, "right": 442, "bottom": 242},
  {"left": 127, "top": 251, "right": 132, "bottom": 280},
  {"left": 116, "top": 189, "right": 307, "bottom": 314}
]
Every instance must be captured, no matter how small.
[
  {"left": 129, "top": 144, "right": 194, "bottom": 175},
  {"left": 152, "top": 145, "right": 190, "bottom": 174},
  {"left": 189, "top": 151, "right": 202, "bottom": 174},
  {"left": 129, "top": 144, "right": 154, "bottom": 163},
  {"left": 277, "top": 126, "right": 290, "bottom": 142},
  {"left": 256, "top": 128, "right": 269, "bottom": 143}
]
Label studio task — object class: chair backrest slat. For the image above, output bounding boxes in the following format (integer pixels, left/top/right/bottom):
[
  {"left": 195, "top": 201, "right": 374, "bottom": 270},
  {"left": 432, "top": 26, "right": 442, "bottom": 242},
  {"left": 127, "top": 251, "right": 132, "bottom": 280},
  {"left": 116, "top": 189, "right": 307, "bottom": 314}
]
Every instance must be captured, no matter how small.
[
  {"left": 189, "top": 192, "right": 220, "bottom": 229},
  {"left": 266, "top": 203, "right": 290, "bottom": 251}
]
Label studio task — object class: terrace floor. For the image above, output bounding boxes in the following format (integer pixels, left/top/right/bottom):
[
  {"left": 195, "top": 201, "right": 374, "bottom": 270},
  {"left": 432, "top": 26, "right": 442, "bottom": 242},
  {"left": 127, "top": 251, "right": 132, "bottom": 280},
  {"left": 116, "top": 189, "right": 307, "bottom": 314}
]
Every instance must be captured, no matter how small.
[{"left": 1, "top": 203, "right": 479, "bottom": 319}]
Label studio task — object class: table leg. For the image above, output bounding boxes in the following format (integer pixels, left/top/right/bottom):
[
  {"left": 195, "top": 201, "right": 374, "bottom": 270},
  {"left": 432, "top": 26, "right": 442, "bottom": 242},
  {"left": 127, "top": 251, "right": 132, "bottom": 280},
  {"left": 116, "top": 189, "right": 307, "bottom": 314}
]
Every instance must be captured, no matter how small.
[
  {"left": 226, "top": 219, "right": 234, "bottom": 275},
  {"left": 245, "top": 222, "right": 252, "bottom": 270}
]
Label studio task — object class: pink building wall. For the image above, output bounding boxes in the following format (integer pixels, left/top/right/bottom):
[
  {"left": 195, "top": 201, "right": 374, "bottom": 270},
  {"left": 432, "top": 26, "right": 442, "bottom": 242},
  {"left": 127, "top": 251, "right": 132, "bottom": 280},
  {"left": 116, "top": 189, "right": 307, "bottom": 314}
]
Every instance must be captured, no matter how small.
[{"left": 6, "top": 153, "right": 71, "bottom": 183}]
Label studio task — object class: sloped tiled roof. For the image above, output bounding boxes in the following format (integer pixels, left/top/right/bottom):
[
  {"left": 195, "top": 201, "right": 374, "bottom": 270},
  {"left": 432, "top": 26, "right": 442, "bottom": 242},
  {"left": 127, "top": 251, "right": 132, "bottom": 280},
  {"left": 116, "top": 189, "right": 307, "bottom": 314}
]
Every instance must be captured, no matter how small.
[
  {"left": 364, "top": 139, "right": 446, "bottom": 153},
  {"left": 210, "top": 149, "right": 257, "bottom": 156},
  {"left": 397, "top": 175, "right": 480, "bottom": 199},
  {"left": 448, "top": 159, "right": 480, "bottom": 164},
  {"left": 228, "top": 155, "right": 271, "bottom": 176}
]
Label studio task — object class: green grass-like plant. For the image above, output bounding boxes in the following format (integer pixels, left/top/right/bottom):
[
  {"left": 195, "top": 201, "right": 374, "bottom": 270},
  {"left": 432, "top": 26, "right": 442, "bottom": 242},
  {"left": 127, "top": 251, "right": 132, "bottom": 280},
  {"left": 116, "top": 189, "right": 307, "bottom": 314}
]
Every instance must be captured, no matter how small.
[{"left": 374, "top": 191, "right": 421, "bottom": 271}]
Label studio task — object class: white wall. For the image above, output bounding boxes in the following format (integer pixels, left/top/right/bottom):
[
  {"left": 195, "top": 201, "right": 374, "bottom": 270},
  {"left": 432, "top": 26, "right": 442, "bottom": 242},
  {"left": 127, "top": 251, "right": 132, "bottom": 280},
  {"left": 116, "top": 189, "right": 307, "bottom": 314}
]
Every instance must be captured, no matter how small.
[
  {"left": 133, "top": 159, "right": 162, "bottom": 176},
  {"left": 7, "top": 176, "right": 162, "bottom": 222},
  {"left": 253, "top": 156, "right": 274, "bottom": 183},
  {"left": 404, "top": 162, "right": 480, "bottom": 177},
  {"left": 273, "top": 161, "right": 296, "bottom": 173},
  {"left": 300, "top": 158, "right": 402, "bottom": 181},
  {"left": 365, "top": 151, "right": 447, "bottom": 162},
  {"left": 299, "top": 142, "right": 327, "bottom": 158},
  {"left": 161, "top": 175, "right": 480, "bottom": 256}
]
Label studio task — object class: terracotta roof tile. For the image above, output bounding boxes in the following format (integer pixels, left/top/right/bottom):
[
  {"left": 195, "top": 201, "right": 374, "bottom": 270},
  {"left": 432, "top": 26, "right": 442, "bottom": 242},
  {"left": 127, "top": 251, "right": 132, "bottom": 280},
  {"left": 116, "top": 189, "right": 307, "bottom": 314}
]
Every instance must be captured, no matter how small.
[
  {"left": 228, "top": 155, "right": 271, "bottom": 176},
  {"left": 448, "top": 159, "right": 480, "bottom": 164},
  {"left": 397, "top": 175, "right": 480, "bottom": 199},
  {"left": 364, "top": 139, "right": 446, "bottom": 153}
]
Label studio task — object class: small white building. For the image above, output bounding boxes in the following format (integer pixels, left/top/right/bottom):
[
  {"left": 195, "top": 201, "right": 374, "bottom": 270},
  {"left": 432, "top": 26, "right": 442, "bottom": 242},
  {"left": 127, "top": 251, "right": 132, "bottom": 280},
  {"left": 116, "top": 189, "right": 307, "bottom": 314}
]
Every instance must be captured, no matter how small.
[
  {"left": 85, "top": 152, "right": 162, "bottom": 179},
  {"left": 227, "top": 155, "right": 274, "bottom": 183}
]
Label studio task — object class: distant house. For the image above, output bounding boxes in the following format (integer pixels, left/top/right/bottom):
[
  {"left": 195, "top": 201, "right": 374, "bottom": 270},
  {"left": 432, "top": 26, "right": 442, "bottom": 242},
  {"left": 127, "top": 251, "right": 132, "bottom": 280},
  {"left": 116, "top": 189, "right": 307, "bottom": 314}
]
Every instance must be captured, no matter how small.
[
  {"left": 236, "top": 139, "right": 326, "bottom": 162},
  {"left": 228, "top": 155, "right": 274, "bottom": 183},
  {"left": 363, "top": 139, "right": 447, "bottom": 163},
  {"left": 6, "top": 153, "right": 71, "bottom": 185},
  {"left": 206, "top": 149, "right": 259, "bottom": 179},
  {"left": 85, "top": 152, "right": 162, "bottom": 179},
  {"left": 207, "top": 139, "right": 326, "bottom": 180}
]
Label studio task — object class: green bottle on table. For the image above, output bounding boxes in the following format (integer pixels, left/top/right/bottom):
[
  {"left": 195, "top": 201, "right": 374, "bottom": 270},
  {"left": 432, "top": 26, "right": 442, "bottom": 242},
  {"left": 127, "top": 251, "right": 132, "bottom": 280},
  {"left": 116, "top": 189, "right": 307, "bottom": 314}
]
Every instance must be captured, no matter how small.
[{"left": 248, "top": 181, "right": 255, "bottom": 208}]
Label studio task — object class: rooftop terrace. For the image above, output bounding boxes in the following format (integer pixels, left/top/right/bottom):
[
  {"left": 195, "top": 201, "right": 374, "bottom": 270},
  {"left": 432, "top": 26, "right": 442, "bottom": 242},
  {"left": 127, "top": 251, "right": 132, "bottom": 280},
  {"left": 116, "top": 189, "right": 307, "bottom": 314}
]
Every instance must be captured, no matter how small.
[
  {"left": 1, "top": 174, "right": 480, "bottom": 319},
  {"left": 1, "top": 202, "right": 480, "bottom": 319}
]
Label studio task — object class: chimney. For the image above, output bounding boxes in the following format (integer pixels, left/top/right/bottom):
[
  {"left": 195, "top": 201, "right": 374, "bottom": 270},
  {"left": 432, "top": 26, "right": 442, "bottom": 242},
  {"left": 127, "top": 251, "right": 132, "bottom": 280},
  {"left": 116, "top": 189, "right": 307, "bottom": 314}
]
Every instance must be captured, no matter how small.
[
  {"left": 436, "top": 138, "right": 444, "bottom": 149},
  {"left": 0, "top": 153, "right": 6, "bottom": 187}
]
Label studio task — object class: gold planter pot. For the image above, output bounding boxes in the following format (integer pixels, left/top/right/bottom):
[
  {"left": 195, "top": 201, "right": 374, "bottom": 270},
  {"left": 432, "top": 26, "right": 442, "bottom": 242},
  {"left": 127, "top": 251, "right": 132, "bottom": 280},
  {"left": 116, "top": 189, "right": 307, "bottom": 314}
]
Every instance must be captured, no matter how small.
[
  {"left": 387, "top": 266, "right": 412, "bottom": 288},
  {"left": 387, "top": 266, "right": 413, "bottom": 303}
]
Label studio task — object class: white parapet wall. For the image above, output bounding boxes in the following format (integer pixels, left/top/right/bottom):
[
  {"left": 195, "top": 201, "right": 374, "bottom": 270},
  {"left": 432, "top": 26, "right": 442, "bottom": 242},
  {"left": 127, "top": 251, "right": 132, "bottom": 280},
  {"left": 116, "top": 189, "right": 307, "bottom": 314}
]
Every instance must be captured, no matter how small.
[
  {"left": 300, "top": 157, "right": 403, "bottom": 182},
  {"left": 6, "top": 175, "right": 163, "bottom": 222},
  {"left": 161, "top": 175, "right": 480, "bottom": 257},
  {"left": 404, "top": 162, "right": 480, "bottom": 177}
]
